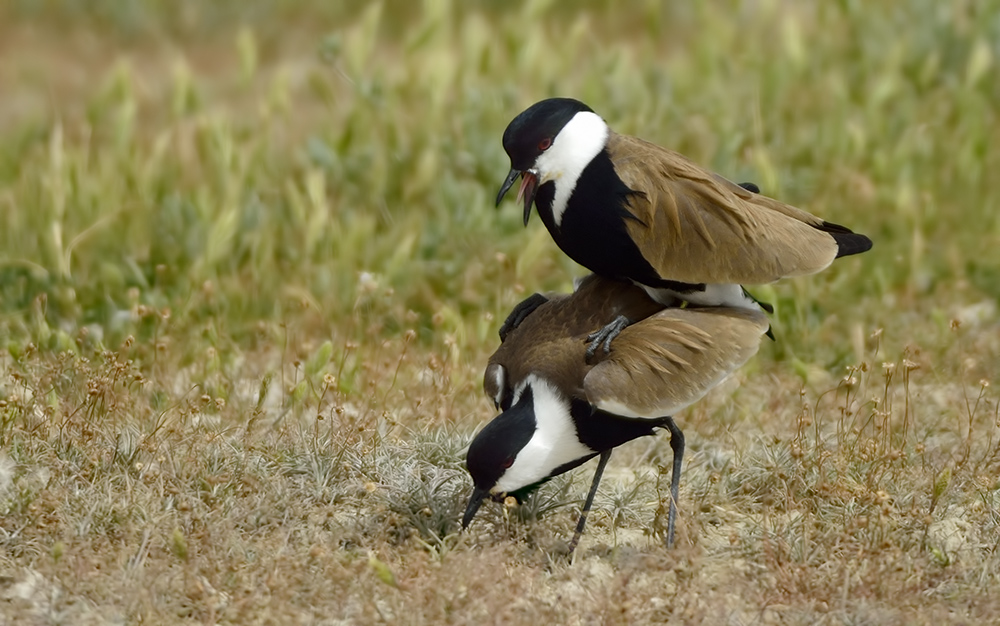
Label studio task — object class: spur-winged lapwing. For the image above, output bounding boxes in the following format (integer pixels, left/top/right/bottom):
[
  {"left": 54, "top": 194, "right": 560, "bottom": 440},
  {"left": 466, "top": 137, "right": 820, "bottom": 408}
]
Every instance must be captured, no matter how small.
[
  {"left": 462, "top": 274, "right": 769, "bottom": 551},
  {"left": 495, "top": 98, "right": 873, "bottom": 311}
]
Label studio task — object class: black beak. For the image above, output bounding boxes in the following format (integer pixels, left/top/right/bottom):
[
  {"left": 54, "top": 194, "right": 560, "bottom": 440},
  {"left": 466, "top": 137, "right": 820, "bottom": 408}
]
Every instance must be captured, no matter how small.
[
  {"left": 496, "top": 168, "right": 520, "bottom": 207},
  {"left": 496, "top": 168, "right": 539, "bottom": 227},
  {"left": 462, "top": 487, "right": 488, "bottom": 529}
]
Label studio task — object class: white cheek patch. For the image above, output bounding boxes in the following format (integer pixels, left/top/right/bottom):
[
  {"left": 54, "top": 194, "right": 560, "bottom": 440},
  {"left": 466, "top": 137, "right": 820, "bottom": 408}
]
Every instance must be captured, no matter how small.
[
  {"left": 535, "top": 111, "right": 609, "bottom": 227},
  {"left": 495, "top": 375, "right": 595, "bottom": 494}
]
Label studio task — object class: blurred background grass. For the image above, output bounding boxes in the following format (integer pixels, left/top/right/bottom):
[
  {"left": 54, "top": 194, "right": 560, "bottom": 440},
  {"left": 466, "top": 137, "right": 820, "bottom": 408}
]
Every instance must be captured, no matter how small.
[
  {"left": 1, "top": 0, "right": 997, "bottom": 377},
  {"left": 1, "top": 1, "right": 999, "bottom": 622}
]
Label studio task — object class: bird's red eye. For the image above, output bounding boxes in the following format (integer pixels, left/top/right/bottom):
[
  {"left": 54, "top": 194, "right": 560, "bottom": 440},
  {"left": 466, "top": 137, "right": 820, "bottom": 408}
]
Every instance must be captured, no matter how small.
[
  {"left": 501, "top": 457, "right": 514, "bottom": 469},
  {"left": 538, "top": 137, "right": 552, "bottom": 151}
]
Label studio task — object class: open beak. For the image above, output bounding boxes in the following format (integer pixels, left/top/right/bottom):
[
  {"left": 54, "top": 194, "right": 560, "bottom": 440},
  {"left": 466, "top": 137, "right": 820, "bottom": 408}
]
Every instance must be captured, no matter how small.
[
  {"left": 462, "top": 487, "right": 487, "bottom": 529},
  {"left": 496, "top": 168, "right": 539, "bottom": 226}
]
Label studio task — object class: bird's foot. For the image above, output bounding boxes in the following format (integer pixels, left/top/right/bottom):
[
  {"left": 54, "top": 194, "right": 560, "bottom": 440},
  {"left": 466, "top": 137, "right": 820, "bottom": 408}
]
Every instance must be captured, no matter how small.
[
  {"left": 585, "top": 315, "right": 631, "bottom": 360},
  {"left": 499, "top": 293, "right": 549, "bottom": 341}
]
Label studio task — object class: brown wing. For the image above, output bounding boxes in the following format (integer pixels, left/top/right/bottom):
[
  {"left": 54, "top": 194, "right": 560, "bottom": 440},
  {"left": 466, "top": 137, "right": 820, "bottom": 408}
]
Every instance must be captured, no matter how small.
[
  {"left": 484, "top": 275, "right": 664, "bottom": 405},
  {"left": 608, "top": 132, "right": 840, "bottom": 285},
  {"left": 583, "top": 307, "right": 769, "bottom": 418}
]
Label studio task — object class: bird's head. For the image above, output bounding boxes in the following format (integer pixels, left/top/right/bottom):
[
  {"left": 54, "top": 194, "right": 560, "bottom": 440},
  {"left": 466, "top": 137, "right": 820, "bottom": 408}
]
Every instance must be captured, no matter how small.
[
  {"left": 496, "top": 98, "right": 609, "bottom": 226},
  {"left": 462, "top": 375, "right": 596, "bottom": 529}
]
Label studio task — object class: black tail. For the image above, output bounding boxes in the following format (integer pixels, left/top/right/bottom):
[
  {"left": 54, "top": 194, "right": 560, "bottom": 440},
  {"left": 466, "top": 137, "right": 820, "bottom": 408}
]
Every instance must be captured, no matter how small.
[{"left": 815, "top": 221, "right": 873, "bottom": 258}]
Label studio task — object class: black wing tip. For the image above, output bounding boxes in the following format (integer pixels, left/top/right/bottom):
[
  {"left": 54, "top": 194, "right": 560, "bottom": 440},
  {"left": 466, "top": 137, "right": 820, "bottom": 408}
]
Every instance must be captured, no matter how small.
[
  {"left": 831, "top": 231, "right": 873, "bottom": 258},
  {"left": 815, "top": 221, "right": 873, "bottom": 258}
]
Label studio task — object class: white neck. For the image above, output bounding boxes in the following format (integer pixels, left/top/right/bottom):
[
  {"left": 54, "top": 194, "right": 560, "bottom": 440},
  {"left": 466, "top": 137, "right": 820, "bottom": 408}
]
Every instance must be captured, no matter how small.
[
  {"left": 534, "top": 111, "right": 609, "bottom": 227},
  {"left": 496, "top": 375, "right": 595, "bottom": 493}
]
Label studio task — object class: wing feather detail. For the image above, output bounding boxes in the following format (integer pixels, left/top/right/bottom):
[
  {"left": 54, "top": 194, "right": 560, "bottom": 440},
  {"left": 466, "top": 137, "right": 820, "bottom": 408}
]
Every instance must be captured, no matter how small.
[
  {"left": 608, "top": 133, "right": 842, "bottom": 285},
  {"left": 585, "top": 307, "right": 769, "bottom": 418}
]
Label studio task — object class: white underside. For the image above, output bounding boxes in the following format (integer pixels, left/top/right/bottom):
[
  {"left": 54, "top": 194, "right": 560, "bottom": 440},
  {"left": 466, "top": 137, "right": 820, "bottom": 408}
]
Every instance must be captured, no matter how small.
[{"left": 640, "top": 282, "right": 762, "bottom": 310}]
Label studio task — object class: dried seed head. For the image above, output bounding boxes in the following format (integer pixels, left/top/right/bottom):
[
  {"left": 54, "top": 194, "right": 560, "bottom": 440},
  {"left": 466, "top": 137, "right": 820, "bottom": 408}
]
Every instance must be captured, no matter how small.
[{"left": 933, "top": 468, "right": 951, "bottom": 501}]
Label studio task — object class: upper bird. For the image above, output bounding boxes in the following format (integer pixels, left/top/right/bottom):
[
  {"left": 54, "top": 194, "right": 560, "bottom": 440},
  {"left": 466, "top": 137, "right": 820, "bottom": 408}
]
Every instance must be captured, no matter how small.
[{"left": 496, "top": 98, "right": 873, "bottom": 310}]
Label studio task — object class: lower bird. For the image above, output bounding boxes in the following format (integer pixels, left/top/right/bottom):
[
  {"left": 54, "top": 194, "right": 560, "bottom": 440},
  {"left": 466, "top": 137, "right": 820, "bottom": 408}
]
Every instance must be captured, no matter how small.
[{"left": 462, "top": 274, "right": 770, "bottom": 551}]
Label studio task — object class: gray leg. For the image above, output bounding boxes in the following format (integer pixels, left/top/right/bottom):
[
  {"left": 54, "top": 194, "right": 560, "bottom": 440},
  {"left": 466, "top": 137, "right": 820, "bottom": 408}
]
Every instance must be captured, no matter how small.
[
  {"left": 585, "top": 315, "right": 631, "bottom": 359},
  {"left": 663, "top": 418, "right": 685, "bottom": 548},
  {"left": 567, "top": 449, "right": 612, "bottom": 554}
]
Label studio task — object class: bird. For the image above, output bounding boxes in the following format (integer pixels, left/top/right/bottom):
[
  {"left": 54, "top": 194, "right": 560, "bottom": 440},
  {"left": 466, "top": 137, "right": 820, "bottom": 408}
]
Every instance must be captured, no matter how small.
[
  {"left": 462, "top": 274, "right": 770, "bottom": 551},
  {"left": 495, "top": 98, "right": 873, "bottom": 316}
]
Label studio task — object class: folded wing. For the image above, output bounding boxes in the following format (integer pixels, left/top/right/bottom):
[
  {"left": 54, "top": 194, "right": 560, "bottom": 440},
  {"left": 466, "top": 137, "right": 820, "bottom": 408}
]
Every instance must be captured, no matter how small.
[
  {"left": 584, "top": 307, "right": 770, "bottom": 418},
  {"left": 608, "top": 133, "right": 871, "bottom": 285}
]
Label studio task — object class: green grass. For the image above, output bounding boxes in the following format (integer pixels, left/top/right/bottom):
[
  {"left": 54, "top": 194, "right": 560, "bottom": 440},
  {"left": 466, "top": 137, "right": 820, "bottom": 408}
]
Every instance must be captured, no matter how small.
[{"left": 0, "top": 1, "right": 998, "bottom": 623}]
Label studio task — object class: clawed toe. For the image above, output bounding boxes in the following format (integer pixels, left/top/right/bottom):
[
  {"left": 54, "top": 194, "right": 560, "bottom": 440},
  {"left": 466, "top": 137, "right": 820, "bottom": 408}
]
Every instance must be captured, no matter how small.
[{"left": 585, "top": 315, "right": 631, "bottom": 359}]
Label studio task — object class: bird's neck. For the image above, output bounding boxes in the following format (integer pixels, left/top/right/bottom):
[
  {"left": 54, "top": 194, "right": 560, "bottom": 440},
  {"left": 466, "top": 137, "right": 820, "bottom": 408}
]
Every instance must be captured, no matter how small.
[
  {"left": 495, "top": 376, "right": 594, "bottom": 493},
  {"left": 534, "top": 152, "right": 662, "bottom": 285}
]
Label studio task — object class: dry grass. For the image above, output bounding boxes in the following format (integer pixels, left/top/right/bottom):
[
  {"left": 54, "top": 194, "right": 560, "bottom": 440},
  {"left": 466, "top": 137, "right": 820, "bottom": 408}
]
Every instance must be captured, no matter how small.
[{"left": 1, "top": 1, "right": 999, "bottom": 624}]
